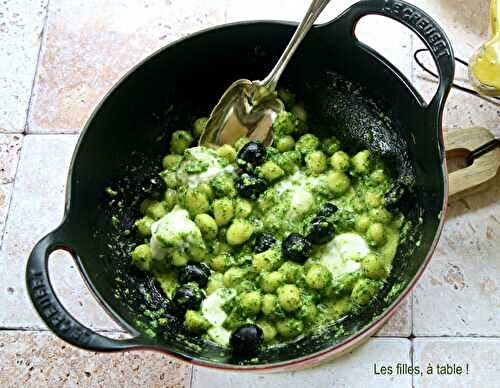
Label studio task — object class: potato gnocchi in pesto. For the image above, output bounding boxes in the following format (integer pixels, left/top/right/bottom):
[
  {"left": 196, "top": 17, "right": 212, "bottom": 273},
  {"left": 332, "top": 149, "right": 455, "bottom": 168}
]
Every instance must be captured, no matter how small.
[{"left": 129, "top": 92, "right": 404, "bottom": 353}]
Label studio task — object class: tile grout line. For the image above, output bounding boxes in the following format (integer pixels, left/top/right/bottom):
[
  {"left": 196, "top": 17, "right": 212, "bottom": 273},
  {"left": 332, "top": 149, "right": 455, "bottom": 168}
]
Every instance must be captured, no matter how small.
[
  {"left": 23, "top": 131, "right": 82, "bottom": 136},
  {"left": 0, "top": 135, "right": 24, "bottom": 247},
  {"left": 410, "top": 284, "right": 414, "bottom": 338},
  {"left": 0, "top": 144, "right": 22, "bottom": 249},
  {"left": 2, "top": 324, "right": 500, "bottom": 339},
  {"left": 0, "top": 0, "right": 50, "bottom": 247},
  {"left": 410, "top": 338, "right": 415, "bottom": 388},
  {"left": 408, "top": 33, "right": 416, "bottom": 342},
  {"left": 23, "top": 0, "right": 51, "bottom": 136},
  {"left": 410, "top": 289, "right": 414, "bottom": 337},
  {"left": 189, "top": 363, "right": 195, "bottom": 388},
  {"left": 223, "top": 0, "right": 228, "bottom": 24}
]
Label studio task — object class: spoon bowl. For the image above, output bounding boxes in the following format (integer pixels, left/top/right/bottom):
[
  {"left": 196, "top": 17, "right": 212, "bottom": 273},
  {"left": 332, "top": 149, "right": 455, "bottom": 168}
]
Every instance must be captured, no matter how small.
[
  {"left": 198, "top": 79, "right": 284, "bottom": 148},
  {"left": 199, "top": 0, "right": 331, "bottom": 148}
]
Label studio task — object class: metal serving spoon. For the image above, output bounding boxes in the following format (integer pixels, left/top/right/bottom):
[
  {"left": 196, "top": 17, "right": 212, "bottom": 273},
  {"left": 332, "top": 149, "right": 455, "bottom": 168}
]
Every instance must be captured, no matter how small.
[{"left": 199, "top": 0, "right": 331, "bottom": 148}]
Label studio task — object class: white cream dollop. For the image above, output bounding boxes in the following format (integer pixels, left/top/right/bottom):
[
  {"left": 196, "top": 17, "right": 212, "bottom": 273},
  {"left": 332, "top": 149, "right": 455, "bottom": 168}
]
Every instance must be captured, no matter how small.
[
  {"left": 177, "top": 147, "right": 234, "bottom": 187},
  {"left": 321, "top": 233, "right": 370, "bottom": 279},
  {"left": 202, "top": 288, "right": 236, "bottom": 346},
  {"left": 276, "top": 172, "right": 322, "bottom": 219},
  {"left": 149, "top": 206, "right": 204, "bottom": 260}
]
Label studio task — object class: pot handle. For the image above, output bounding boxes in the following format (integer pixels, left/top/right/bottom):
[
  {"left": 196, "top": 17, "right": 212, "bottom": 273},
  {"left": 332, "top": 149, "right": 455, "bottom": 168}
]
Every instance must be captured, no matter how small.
[
  {"left": 338, "top": 0, "right": 455, "bottom": 129},
  {"left": 26, "top": 227, "right": 144, "bottom": 352}
]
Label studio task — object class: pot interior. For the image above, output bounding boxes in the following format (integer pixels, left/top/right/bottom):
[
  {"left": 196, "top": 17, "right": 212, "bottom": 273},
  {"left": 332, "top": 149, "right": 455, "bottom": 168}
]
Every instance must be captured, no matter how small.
[{"left": 66, "top": 21, "right": 444, "bottom": 366}]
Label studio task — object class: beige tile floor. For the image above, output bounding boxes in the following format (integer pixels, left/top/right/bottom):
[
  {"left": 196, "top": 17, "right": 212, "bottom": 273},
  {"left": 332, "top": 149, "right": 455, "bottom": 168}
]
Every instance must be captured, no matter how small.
[{"left": 0, "top": 0, "right": 498, "bottom": 387}]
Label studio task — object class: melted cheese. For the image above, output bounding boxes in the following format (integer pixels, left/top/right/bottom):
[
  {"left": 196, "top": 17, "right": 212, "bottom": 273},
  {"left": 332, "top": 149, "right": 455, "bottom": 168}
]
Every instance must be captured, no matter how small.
[
  {"left": 202, "top": 288, "right": 236, "bottom": 346},
  {"left": 177, "top": 147, "right": 234, "bottom": 187},
  {"left": 290, "top": 188, "right": 314, "bottom": 217},
  {"left": 276, "top": 172, "right": 322, "bottom": 218},
  {"left": 149, "top": 206, "right": 203, "bottom": 260},
  {"left": 334, "top": 233, "right": 370, "bottom": 261},
  {"left": 321, "top": 233, "right": 370, "bottom": 279}
]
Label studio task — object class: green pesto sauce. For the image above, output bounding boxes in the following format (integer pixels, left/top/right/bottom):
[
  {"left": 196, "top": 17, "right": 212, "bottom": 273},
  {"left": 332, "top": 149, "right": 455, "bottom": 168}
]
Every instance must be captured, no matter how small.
[{"left": 127, "top": 101, "right": 407, "bottom": 348}]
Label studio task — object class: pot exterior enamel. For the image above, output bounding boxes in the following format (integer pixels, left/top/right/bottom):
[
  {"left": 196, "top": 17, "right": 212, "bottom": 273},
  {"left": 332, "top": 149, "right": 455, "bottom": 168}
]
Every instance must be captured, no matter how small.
[{"left": 26, "top": 0, "right": 454, "bottom": 370}]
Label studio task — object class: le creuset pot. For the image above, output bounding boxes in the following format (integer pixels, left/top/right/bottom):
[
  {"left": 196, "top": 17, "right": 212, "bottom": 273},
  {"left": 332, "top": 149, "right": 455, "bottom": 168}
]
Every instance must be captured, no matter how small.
[{"left": 26, "top": 0, "right": 454, "bottom": 371}]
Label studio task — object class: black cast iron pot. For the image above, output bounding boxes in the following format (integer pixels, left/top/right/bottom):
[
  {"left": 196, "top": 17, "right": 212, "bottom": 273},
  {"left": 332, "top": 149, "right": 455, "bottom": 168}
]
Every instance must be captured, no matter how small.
[{"left": 26, "top": 0, "right": 454, "bottom": 370}]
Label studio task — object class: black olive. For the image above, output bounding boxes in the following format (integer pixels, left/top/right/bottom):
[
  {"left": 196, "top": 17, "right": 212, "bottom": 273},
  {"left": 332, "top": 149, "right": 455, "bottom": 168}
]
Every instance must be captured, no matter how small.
[
  {"left": 237, "top": 141, "right": 267, "bottom": 170},
  {"left": 172, "top": 284, "right": 203, "bottom": 314},
  {"left": 235, "top": 173, "right": 267, "bottom": 199},
  {"left": 178, "top": 263, "right": 210, "bottom": 288},
  {"left": 317, "top": 202, "right": 338, "bottom": 217},
  {"left": 253, "top": 233, "right": 277, "bottom": 253},
  {"left": 306, "top": 217, "right": 335, "bottom": 245},
  {"left": 282, "top": 233, "right": 312, "bottom": 263},
  {"left": 141, "top": 175, "right": 166, "bottom": 200},
  {"left": 230, "top": 324, "right": 263, "bottom": 357},
  {"left": 384, "top": 182, "right": 405, "bottom": 210}
]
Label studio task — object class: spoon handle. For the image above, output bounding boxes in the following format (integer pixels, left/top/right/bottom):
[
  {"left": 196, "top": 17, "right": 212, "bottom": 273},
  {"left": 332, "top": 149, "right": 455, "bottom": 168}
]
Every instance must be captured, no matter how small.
[{"left": 260, "top": 0, "right": 331, "bottom": 91}]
